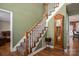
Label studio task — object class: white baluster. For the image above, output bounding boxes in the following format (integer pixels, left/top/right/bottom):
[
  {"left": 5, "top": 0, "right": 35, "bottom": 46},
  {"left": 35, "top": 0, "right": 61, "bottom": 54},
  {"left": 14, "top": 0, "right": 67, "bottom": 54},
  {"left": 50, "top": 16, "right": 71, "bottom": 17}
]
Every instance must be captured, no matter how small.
[
  {"left": 32, "top": 28, "right": 36, "bottom": 47},
  {"left": 35, "top": 26, "right": 38, "bottom": 42},
  {"left": 30, "top": 31, "right": 33, "bottom": 50},
  {"left": 28, "top": 33, "right": 31, "bottom": 53},
  {"left": 36, "top": 25, "right": 39, "bottom": 41},
  {"left": 35, "top": 27, "right": 37, "bottom": 40},
  {"left": 32, "top": 30, "right": 34, "bottom": 48},
  {"left": 38, "top": 23, "right": 42, "bottom": 34}
]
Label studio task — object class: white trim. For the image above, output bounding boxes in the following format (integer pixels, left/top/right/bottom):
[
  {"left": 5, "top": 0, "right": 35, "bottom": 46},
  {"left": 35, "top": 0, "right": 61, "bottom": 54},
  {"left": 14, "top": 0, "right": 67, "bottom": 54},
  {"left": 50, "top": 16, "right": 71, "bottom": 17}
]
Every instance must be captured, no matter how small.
[
  {"left": 28, "top": 46, "right": 46, "bottom": 56},
  {"left": 10, "top": 11, "right": 13, "bottom": 52},
  {"left": 47, "top": 45, "right": 54, "bottom": 48},
  {"left": 0, "top": 9, "right": 12, "bottom": 13},
  {"left": 64, "top": 48, "right": 68, "bottom": 53},
  {"left": 0, "top": 9, "right": 13, "bottom": 52},
  {"left": 12, "top": 36, "right": 26, "bottom": 52}
]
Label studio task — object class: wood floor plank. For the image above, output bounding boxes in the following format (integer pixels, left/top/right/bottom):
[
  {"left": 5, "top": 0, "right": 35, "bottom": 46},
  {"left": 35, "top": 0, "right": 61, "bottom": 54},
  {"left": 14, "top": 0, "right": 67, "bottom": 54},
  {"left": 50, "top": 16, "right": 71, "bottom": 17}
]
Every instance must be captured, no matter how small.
[
  {"left": 35, "top": 38, "right": 79, "bottom": 56},
  {"left": 0, "top": 37, "right": 79, "bottom": 56}
]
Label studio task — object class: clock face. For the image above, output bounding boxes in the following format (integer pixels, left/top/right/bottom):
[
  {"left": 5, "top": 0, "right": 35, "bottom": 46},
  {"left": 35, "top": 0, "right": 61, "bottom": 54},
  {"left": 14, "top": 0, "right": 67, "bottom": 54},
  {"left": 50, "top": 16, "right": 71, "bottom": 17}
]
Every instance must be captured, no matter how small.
[{"left": 56, "top": 19, "right": 61, "bottom": 27}]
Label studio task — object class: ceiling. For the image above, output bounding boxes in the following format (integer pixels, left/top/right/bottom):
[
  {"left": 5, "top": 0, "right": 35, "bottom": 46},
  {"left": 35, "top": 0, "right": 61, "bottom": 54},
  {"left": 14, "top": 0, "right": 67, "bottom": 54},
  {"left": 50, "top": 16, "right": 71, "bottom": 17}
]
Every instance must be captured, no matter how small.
[
  {"left": 67, "top": 3, "right": 79, "bottom": 16},
  {"left": 0, "top": 10, "right": 10, "bottom": 22}
]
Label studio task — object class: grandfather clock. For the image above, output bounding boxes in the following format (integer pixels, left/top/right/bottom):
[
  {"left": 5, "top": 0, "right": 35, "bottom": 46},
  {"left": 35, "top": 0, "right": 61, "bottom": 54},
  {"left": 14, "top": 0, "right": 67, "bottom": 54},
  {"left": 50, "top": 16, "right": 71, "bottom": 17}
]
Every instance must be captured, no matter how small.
[{"left": 54, "top": 14, "right": 64, "bottom": 50}]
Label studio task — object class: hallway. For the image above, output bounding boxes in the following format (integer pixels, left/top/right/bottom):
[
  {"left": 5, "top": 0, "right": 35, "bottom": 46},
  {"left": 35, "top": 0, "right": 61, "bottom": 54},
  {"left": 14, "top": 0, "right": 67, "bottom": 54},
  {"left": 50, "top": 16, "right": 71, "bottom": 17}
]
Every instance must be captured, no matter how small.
[{"left": 67, "top": 36, "right": 79, "bottom": 56}]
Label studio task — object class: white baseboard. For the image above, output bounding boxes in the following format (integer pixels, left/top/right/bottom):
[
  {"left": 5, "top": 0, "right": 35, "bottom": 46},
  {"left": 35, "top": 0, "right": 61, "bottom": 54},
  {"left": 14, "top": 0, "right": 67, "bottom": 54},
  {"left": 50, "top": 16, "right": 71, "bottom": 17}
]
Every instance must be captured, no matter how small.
[
  {"left": 11, "top": 36, "right": 26, "bottom": 52},
  {"left": 28, "top": 46, "right": 46, "bottom": 56},
  {"left": 64, "top": 48, "right": 68, "bottom": 53},
  {"left": 46, "top": 45, "right": 54, "bottom": 48}
]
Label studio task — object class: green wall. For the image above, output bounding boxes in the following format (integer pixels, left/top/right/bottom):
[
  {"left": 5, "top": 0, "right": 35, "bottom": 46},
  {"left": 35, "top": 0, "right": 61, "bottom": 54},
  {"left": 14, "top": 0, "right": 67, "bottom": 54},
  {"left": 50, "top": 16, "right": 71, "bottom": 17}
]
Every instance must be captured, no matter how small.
[
  {"left": 47, "top": 17, "right": 54, "bottom": 45},
  {"left": 47, "top": 4, "right": 69, "bottom": 49},
  {"left": 0, "top": 3, "right": 45, "bottom": 47}
]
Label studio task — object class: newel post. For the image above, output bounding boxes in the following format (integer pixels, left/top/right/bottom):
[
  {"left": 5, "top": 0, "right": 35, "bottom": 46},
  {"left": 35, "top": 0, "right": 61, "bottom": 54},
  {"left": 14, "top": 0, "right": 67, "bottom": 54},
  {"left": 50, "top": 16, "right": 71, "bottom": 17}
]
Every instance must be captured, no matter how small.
[{"left": 25, "top": 32, "right": 29, "bottom": 55}]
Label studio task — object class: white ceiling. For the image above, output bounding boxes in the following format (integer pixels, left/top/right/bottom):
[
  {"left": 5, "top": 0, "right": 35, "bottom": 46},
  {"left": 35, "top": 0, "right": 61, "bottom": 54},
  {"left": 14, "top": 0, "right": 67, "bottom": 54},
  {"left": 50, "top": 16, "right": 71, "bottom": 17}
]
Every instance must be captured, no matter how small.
[{"left": 0, "top": 10, "right": 10, "bottom": 22}]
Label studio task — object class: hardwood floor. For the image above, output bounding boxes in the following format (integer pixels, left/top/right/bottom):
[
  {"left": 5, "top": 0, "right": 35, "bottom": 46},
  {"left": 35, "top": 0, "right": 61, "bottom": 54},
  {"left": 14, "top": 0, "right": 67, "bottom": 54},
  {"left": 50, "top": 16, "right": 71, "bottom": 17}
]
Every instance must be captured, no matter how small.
[
  {"left": 34, "top": 37, "right": 79, "bottom": 56},
  {"left": 0, "top": 42, "right": 18, "bottom": 56},
  {"left": 0, "top": 43, "right": 10, "bottom": 56},
  {"left": 67, "top": 36, "right": 79, "bottom": 56},
  {"left": 0, "top": 36, "right": 79, "bottom": 56},
  {"left": 34, "top": 47, "right": 67, "bottom": 56}
]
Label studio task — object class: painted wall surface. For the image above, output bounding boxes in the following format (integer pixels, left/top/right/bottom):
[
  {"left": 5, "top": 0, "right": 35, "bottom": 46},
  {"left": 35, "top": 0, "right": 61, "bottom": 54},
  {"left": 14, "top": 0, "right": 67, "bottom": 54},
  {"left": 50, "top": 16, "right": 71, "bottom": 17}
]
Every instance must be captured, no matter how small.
[
  {"left": 47, "top": 4, "right": 68, "bottom": 48},
  {"left": 0, "top": 21, "right": 10, "bottom": 31},
  {"left": 47, "top": 18, "right": 54, "bottom": 46},
  {"left": 0, "top": 3, "right": 45, "bottom": 47}
]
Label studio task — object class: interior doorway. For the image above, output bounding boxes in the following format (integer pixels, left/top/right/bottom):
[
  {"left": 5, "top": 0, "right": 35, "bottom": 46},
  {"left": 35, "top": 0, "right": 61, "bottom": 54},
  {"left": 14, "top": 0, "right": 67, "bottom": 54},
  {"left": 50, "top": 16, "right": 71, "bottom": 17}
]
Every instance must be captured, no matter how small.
[
  {"left": 67, "top": 15, "right": 79, "bottom": 56},
  {"left": 0, "top": 9, "right": 13, "bottom": 55}
]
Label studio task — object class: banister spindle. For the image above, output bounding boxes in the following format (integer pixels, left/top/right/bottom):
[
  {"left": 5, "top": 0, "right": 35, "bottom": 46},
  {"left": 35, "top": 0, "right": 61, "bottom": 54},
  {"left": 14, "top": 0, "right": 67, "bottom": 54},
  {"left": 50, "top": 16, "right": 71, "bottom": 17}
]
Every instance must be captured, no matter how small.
[
  {"left": 36, "top": 25, "right": 40, "bottom": 41},
  {"left": 35, "top": 26, "right": 38, "bottom": 42},
  {"left": 34, "top": 29, "right": 37, "bottom": 43},
  {"left": 29, "top": 32, "right": 32, "bottom": 53},
  {"left": 27, "top": 32, "right": 32, "bottom": 53},
  {"left": 31, "top": 30, "right": 34, "bottom": 48},
  {"left": 25, "top": 32, "right": 29, "bottom": 55},
  {"left": 32, "top": 28, "right": 36, "bottom": 47}
]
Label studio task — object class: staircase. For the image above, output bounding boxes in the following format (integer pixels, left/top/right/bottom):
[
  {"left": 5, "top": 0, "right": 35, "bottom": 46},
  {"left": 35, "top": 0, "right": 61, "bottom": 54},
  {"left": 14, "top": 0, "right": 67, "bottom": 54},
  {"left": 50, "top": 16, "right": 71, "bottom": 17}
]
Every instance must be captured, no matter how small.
[
  {"left": 48, "top": 3, "right": 59, "bottom": 16},
  {"left": 16, "top": 17, "right": 48, "bottom": 56},
  {"left": 15, "top": 3, "right": 61, "bottom": 56}
]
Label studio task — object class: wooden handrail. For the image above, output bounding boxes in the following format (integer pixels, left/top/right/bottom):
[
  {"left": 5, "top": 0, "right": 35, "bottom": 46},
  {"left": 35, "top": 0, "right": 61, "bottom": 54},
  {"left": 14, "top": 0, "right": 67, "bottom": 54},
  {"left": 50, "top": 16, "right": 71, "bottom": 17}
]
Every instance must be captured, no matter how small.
[
  {"left": 16, "top": 16, "right": 47, "bottom": 56},
  {"left": 27, "top": 18, "right": 46, "bottom": 33}
]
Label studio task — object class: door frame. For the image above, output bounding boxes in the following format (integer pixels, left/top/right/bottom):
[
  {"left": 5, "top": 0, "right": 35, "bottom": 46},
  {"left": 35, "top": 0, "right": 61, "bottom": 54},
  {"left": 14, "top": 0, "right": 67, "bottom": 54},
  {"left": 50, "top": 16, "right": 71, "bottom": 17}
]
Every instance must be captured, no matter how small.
[
  {"left": 0, "top": 9, "right": 13, "bottom": 52},
  {"left": 66, "top": 14, "right": 70, "bottom": 51}
]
